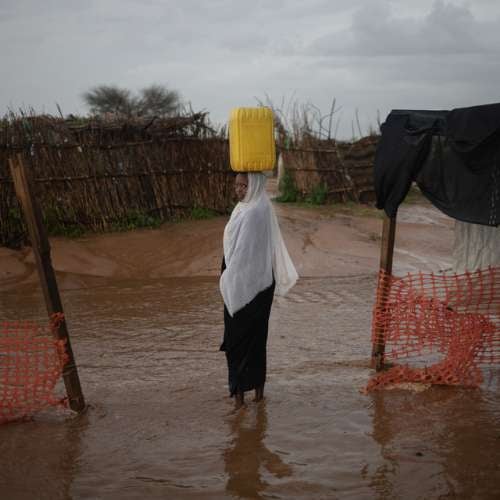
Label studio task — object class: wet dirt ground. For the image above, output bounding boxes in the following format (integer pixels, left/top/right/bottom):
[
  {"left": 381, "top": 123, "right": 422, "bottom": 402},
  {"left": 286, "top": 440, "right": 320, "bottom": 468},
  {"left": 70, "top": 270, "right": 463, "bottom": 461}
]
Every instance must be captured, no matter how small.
[{"left": 1, "top": 200, "right": 500, "bottom": 499}]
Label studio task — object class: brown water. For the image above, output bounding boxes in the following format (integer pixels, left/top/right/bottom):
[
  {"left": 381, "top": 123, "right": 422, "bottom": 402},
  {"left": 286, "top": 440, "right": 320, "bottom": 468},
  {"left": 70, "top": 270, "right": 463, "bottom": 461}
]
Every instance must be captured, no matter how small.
[{"left": 1, "top": 275, "right": 499, "bottom": 499}]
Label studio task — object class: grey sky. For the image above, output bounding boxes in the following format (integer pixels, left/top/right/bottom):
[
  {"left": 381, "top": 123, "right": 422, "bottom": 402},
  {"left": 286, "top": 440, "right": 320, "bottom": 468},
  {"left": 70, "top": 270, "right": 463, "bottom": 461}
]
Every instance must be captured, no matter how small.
[{"left": 1, "top": 0, "right": 499, "bottom": 138}]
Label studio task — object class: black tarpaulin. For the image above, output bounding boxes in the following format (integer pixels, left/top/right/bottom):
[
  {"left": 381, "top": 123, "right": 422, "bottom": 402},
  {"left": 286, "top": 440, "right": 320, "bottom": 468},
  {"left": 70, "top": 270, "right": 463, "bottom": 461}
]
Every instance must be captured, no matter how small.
[{"left": 374, "top": 103, "right": 500, "bottom": 226}]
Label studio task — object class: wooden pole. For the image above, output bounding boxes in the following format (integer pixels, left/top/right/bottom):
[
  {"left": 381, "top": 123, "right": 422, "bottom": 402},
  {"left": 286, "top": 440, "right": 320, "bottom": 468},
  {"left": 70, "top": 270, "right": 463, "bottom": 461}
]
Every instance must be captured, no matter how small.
[
  {"left": 371, "top": 212, "right": 397, "bottom": 371},
  {"left": 8, "top": 154, "right": 86, "bottom": 413}
]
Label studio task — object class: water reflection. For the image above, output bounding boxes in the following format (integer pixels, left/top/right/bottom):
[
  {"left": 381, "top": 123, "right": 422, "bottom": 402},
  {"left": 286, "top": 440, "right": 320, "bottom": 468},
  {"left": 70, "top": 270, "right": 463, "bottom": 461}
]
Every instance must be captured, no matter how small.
[
  {"left": 224, "top": 403, "right": 292, "bottom": 499},
  {"left": 0, "top": 412, "right": 87, "bottom": 500},
  {"left": 368, "top": 386, "right": 500, "bottom": 499},
  {"left": 364, "top": 392, "right": 398, "bottom": 499}
]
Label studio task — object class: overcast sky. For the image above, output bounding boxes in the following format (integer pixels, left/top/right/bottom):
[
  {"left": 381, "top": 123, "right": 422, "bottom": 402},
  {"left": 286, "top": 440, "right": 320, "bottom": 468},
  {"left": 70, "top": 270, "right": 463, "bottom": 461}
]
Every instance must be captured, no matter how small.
[{"left": 1, "top": 0, "right": 499, "bottom": 138}]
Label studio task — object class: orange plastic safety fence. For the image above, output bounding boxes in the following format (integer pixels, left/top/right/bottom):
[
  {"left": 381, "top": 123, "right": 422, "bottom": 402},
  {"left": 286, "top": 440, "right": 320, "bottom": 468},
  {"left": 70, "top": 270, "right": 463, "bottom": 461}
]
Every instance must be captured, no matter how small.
[
  {"left": 367, "top": 267, "right": 500, "bottom": 391},
  {"left": 0, "top": 314, "right": 68, "bottom": 424}
]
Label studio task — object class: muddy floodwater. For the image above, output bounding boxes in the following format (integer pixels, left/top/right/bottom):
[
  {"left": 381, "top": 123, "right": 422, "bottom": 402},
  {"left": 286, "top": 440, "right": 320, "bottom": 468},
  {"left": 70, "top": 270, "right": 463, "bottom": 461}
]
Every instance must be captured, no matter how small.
[{"left": 1, "top": 273, "right": 499, "bottom": 499}]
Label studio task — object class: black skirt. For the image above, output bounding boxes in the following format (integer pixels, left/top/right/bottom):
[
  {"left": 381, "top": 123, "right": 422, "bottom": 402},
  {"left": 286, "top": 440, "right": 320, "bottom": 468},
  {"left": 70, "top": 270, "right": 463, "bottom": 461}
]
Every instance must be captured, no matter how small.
[{"left": 220, "top": 261, "right": 275, "bottom": 396}]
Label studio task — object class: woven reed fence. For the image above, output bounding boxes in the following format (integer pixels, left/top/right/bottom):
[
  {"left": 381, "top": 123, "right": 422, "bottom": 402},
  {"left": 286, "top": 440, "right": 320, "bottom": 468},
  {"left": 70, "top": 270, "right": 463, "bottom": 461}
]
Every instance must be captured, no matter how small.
[
  {"left": 0, "top": 114, "right": 234, "bottom": 247},
  {"left": 280, "top": 135, "right": 378, "bottom": 203}
]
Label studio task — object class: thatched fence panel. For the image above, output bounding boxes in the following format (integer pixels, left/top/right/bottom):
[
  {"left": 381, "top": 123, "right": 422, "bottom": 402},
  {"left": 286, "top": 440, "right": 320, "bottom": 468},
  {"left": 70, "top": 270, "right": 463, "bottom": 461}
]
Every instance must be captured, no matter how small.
[
  {"left": 0, "top": 115, "right": 234, "bottom": 247},
  {"left": 280, "top": 136, "right": 379, "bottom": 203}
]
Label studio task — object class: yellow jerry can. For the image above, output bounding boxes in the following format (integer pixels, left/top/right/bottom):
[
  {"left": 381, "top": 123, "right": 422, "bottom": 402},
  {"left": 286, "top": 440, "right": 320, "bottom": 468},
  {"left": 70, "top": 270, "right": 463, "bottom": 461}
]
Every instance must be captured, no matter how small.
[{"left": 229, "top": 107, "right": 276, "bottom": 172}]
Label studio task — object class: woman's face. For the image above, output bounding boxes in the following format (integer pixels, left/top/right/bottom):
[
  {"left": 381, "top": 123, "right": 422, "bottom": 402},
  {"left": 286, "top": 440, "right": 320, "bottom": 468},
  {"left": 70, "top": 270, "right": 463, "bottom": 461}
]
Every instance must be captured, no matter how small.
[{"left": 234, "top": 174, "right": 248, "bottom": 201}]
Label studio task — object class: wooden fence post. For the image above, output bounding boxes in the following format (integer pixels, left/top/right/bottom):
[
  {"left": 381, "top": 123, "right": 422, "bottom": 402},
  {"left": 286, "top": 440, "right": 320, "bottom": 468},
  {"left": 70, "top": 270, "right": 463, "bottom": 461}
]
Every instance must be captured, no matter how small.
[
  {"left": 8, "top": 154, "right": 86, "bottom": 413},
  {"left": 371, "top": 213, "right": 397, "bottom": 371}
]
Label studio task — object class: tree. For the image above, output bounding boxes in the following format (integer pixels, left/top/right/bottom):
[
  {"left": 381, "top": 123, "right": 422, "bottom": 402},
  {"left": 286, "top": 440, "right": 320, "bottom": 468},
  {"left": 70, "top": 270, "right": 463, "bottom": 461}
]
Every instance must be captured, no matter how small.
[
  {"left": 137, "top": 85, "right": 180, "bottom": 118},
  {"left": 82, "top": 85, "right": 136, "bottom": 117},
  {"left": 82, "top": 84, "right": 181, "bottom": 118}
]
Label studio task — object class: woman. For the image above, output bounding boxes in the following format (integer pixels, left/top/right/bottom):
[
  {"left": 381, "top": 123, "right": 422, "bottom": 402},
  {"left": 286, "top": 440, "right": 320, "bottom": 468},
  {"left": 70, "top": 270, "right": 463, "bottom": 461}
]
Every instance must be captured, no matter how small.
[{"left": 220, "top": 172, "right": 298, "bottom": 407}]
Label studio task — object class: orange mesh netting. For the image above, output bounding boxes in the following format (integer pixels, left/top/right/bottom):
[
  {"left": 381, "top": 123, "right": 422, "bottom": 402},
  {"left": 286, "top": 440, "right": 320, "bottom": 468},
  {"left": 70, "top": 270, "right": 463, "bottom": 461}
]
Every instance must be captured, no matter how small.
[
  {"left": 367, "top": 267, "right": 500, "bottom": 391},
  {"left": 0, "top": 313, "right": 68, "bottom": 424}
]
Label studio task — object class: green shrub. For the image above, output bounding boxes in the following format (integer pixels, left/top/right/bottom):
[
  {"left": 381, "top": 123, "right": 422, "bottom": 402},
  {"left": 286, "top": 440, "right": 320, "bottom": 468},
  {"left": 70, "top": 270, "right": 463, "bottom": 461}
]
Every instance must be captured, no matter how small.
[
  {"left": 43, "top": 206, "right": 85, "bottom": 238},
  {"left": 306, "top": 182, "right": 328, "bottom": 205},
  {"left": 8, "top": 207, "right": 23, "bottom": 229},
  {"left": 110, "top": 209, "right": 162, "bottom": 231},
  {"left": 276, "top": 170, "right": 298, "bottom": 203},
  {"left": 190, "top": 206, "right": 218, "bottom": 220}
]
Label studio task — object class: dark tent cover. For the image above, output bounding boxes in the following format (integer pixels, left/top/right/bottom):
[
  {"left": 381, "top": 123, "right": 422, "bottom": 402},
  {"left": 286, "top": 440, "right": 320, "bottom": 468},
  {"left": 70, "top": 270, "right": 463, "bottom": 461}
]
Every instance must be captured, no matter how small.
[{"left": 374, "top": 103, "right": 500, "bottom": 226}]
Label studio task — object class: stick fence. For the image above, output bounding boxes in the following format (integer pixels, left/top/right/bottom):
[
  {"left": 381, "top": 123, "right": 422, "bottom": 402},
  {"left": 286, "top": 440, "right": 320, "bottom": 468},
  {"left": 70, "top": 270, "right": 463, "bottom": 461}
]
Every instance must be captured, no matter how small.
[{"left": 0, "top": 114, "right": 234, "bottom": 247}]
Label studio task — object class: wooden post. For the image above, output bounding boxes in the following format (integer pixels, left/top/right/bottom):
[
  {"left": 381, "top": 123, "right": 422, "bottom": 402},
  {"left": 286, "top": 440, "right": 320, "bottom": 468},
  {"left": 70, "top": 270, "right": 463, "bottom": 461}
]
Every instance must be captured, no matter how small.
[
  {"left": 371, "top": 212, "right": 397, "bottom": 371},
  {"left": 8, "top": 154, "right": 86, "bottom": 413}
]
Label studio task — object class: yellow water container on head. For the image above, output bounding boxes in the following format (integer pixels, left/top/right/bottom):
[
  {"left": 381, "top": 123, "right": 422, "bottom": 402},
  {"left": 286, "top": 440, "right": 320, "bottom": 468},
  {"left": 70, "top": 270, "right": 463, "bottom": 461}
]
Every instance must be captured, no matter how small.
[{"left": 229, "top": 107, "right": 276, "bottom": 172}]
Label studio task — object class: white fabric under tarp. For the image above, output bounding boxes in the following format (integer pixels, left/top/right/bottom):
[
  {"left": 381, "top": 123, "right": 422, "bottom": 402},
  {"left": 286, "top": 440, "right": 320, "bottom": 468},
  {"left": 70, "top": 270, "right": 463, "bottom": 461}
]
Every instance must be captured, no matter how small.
[
  {"left": 220, "top": 173, "right": 298, "bottom": 316},
  {"left": 453, "top": 221, "right": 500, "bottom": 273}
]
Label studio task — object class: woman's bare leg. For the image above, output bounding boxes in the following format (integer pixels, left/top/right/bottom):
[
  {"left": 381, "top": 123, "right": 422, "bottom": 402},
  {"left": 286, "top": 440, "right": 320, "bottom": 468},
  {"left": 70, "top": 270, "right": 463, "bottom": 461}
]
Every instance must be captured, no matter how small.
[
  {"left": 235, "top": 389, "right": 245, "bottom": 408},
  {"left": 254, "top": 385, "right": 264, "bottom": 402}
]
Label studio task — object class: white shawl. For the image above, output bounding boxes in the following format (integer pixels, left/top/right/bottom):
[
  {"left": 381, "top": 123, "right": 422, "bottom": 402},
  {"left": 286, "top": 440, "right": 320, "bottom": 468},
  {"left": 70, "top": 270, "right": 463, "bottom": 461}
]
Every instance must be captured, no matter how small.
[{"left": 220, "top": 173, "right": 298, "bottom": 316}]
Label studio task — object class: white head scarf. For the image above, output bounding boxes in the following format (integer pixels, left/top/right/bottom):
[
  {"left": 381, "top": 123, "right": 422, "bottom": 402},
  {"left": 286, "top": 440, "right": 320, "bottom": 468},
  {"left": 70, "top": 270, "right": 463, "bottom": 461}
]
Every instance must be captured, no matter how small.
[{"left": 220, "top": 172, "right": 298, "bottom": 316}]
